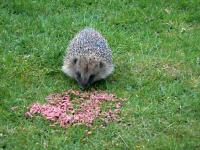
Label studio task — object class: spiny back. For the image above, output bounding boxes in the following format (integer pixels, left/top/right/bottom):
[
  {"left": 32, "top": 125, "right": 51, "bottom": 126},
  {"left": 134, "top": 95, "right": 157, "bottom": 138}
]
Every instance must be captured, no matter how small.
[{"left": 66, "top": 28, "right": 113, "bottom": 64}]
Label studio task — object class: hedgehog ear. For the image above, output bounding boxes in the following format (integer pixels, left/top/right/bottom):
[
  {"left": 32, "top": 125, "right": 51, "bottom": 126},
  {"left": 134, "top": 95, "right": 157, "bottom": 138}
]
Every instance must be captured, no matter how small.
[
  {"left": 72, "top": 58, "right": 78, "bottom": 65},
  {"left": 99, "top": 61, "right": 105, "bottom": 68}
]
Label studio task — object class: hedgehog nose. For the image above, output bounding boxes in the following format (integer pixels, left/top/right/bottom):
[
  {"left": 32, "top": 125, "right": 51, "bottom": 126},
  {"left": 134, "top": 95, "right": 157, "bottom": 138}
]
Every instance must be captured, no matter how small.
[
  {"left": 82, "top": 80, "right": 88, "bottom": 86},
  {"left": 80, "top": 80, "right": 87, "bottom": 89}
]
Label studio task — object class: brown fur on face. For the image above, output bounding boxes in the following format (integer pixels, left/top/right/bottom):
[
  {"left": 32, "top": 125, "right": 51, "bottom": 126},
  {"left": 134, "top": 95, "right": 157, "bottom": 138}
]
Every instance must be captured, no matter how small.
[{"left": 62, "top": 55, "right": 114, "bottom": 88}]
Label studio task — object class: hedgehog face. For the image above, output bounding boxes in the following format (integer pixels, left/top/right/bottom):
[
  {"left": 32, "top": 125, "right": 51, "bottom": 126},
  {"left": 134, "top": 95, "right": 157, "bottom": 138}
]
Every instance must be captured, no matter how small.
[
  {"left": 62, "top": 55, "right": 114, "bottom": 89},
  {"left": 71, "top": 56, "right": 105, "bottom": 89}
]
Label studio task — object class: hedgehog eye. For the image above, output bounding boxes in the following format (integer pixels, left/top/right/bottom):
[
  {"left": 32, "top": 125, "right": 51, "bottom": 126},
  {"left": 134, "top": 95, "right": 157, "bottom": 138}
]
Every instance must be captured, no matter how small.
[
  {"left": 73, "top": 58, "right": 78, "bottom": 64},
  {"left": 76, "top": 72, "right": 81, "bottom": 79},
  {"left": 99, "top": 61, "right": 104, "bottom": 68},
  {"left": 88, "top": 74, "right": 95, "bottom": 84}
]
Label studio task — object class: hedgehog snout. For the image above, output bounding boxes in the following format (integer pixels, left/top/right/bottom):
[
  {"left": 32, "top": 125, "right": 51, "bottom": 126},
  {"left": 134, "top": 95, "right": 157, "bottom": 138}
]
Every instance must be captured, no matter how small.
[
  {"left": 80, "top": 79, "right": 89, "bottom": 89},
  {"left": 75, "top": 76, "right": 89, "bottom": 89}
]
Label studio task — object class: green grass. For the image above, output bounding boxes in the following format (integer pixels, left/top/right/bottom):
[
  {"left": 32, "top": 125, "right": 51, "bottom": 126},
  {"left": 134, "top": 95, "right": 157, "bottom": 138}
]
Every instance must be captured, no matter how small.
[{"left": 0, "top": 0, "right": 200, "bottom": 149}]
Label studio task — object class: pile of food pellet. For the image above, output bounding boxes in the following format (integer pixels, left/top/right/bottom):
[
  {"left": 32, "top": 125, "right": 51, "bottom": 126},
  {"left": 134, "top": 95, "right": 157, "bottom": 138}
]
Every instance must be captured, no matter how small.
[{"left": 25, "top": 90, "right": 126, "bottom": 127}]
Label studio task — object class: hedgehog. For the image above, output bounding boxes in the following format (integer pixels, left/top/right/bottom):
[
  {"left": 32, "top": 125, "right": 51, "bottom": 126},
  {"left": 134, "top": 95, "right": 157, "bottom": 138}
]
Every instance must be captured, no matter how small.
[{"left": 62, "top": 27, "right": 114, "bottom": 89}]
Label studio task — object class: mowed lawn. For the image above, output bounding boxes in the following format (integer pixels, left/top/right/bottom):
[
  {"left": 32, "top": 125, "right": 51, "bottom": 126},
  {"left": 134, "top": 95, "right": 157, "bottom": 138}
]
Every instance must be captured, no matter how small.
[{"left": 0, "top": 0, "right": 200, "bottom": 149}]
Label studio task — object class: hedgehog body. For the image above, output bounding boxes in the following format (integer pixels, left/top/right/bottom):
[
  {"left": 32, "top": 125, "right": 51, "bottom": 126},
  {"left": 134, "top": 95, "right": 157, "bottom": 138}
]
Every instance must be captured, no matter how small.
[{"left": 62, "top": 28, "right": 114, "bottom": 88}]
